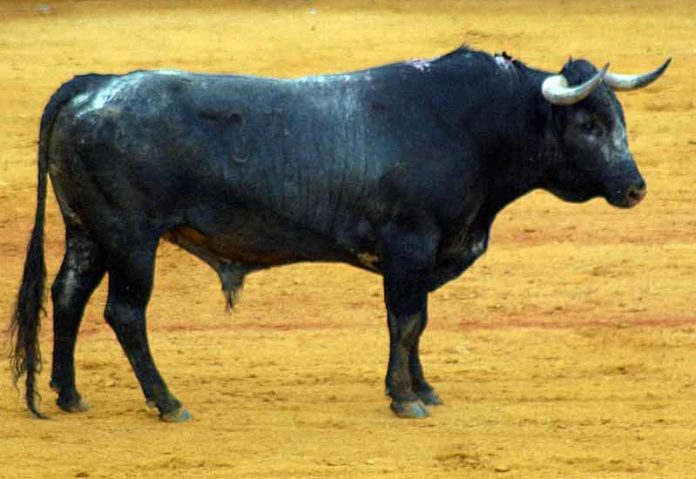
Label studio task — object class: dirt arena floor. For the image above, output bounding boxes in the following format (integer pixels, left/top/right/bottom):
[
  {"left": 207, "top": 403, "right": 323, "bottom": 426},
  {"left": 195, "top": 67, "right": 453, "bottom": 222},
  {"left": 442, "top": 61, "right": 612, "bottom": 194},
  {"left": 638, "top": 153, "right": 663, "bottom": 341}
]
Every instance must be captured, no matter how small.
[{"left": 1, "top": 0, "right": 694, "bottom": 477}]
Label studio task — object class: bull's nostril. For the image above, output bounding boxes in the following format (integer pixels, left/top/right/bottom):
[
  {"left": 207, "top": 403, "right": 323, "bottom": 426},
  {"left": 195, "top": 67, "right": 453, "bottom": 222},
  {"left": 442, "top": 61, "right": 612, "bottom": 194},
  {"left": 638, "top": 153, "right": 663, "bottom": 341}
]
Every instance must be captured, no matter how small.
[{"left": 627, "top": 184, "right": 647, "bottom": 204}]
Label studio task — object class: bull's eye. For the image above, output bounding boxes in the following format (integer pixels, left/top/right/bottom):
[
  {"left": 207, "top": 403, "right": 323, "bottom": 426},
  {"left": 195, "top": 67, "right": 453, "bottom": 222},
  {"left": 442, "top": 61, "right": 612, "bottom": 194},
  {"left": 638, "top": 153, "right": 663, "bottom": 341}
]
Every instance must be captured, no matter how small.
[{"left": 580, "top": 120, "right": 596, "bottom": 133}]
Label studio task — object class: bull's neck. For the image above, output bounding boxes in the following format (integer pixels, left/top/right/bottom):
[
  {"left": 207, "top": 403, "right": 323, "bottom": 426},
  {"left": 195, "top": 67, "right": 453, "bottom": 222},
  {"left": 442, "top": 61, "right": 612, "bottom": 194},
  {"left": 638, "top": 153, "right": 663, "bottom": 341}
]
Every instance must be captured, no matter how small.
[{"left": 474, "top": 68, "right": 552, "bottom": 216}]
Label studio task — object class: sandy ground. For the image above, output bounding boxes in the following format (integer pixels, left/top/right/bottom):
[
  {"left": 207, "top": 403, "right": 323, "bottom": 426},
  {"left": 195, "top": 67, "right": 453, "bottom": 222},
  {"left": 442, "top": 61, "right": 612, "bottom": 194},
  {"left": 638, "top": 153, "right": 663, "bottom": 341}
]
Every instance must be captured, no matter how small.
[{"left": 0, "top": 1, "right": 694, "bottom": 477}]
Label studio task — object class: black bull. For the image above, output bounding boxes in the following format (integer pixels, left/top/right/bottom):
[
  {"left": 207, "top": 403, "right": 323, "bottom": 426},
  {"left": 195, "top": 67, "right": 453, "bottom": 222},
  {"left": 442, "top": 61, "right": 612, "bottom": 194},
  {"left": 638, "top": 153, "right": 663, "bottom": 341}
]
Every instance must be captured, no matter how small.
[{"left": 10, "top": 47, "right": 669, "bottom": 421}]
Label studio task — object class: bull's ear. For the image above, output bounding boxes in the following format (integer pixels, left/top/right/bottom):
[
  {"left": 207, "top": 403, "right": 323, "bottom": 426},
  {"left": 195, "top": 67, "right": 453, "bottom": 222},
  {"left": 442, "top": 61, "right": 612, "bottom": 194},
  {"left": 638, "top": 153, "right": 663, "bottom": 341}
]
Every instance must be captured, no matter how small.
[
  {"left": 542, "top": 63, "right": 608, "bottom": 106},
  {"left": 604, "top": 58, "right": 671, "bottom": 91}
]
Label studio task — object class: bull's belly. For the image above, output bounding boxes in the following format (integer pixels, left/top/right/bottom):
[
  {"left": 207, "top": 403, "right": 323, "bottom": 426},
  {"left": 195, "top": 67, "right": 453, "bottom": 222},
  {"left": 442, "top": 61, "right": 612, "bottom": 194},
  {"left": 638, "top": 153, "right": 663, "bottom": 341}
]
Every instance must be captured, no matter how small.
[{"left": 163, "top": 214, "right": 369, "bottom": 271}]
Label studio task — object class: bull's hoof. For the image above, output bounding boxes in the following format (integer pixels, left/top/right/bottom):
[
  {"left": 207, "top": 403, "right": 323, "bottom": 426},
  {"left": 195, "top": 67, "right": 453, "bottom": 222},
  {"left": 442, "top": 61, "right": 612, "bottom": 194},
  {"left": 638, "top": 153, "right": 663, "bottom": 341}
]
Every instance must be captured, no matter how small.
[
  {"left": 57, "top": 397, "right": 91, "bottom": 413},
  {"left": 390, "top": 399, "right": 430, "bottom": 419},
  {"left": 159, "top": 406, "right": 192, "bottom": 423},
  {"left": 416, "top": 389, "right": 444, "bottom": 406}
]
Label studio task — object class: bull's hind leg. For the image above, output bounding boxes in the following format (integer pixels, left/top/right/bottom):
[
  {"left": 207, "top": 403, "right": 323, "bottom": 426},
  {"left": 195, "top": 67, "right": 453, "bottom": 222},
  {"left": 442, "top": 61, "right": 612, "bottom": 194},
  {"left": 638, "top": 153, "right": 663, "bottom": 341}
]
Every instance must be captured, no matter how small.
[
  {"left": 50, "top": 228, "right": 106, "bottom": 412},
  {"left": 102, "top": 240, "right": 190, "bottom": 422}
]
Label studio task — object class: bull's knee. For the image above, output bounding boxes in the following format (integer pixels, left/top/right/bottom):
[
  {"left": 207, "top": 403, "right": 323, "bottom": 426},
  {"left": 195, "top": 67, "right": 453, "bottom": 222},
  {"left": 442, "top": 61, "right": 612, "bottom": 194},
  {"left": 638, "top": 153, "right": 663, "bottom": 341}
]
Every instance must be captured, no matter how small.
[{"left": 387, "top": 311, "right": 423, "bottom": 351}]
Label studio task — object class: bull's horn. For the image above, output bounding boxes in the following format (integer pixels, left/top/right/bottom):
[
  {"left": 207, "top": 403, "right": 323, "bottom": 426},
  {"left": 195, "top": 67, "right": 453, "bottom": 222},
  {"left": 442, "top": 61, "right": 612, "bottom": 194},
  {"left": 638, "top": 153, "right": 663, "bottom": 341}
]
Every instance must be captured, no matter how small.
[
  {"left": 605, "top": 58, "right": 671, "bottom": 91},
  {"left": 542, "top": 63, "right": 609, "bottom": 106}
]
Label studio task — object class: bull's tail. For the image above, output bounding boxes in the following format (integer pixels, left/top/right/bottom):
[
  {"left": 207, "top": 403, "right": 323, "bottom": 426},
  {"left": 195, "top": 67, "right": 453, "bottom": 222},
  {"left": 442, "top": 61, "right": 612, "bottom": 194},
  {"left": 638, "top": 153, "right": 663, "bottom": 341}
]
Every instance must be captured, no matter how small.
[
  {"left": 10, "top": 104, "right": 51, "bottom": 418},
  {"left": 9, "top": 75, "right": 98, "bottom": 418}
]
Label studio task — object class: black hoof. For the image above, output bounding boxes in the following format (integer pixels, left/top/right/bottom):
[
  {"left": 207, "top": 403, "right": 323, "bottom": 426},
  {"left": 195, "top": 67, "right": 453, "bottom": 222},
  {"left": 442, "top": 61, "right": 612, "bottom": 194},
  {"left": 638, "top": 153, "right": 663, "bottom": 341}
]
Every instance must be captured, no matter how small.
[
  {"left": 57, "top": 396, "right": 91, "bottom": 413},
  {"left": 416, "top": 389, "right": 444, "bottom": 406},
  {"left": 390, "top": 399, "right": 430, "bottom": 418},
  {"left": 159, "top": 406, "right": 192, "bottom": 423}
]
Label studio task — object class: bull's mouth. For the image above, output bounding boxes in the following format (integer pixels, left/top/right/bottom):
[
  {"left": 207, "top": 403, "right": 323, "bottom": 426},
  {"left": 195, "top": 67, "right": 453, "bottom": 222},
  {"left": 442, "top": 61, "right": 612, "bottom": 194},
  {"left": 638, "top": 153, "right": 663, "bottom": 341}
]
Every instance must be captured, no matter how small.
[{"left": 545, "top": 185, "right": 596, "bottom": 204}]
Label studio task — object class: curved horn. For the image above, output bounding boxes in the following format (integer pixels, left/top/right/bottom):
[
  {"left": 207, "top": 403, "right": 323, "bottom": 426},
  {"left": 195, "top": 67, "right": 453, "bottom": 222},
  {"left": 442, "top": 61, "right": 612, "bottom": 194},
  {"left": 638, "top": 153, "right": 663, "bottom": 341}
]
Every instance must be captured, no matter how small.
[
  {"left": 604, "top": 58, "right": 671, "bottom": 91},
  {"left": 542, "top": 63, "right": 609, "bottom": 106}
]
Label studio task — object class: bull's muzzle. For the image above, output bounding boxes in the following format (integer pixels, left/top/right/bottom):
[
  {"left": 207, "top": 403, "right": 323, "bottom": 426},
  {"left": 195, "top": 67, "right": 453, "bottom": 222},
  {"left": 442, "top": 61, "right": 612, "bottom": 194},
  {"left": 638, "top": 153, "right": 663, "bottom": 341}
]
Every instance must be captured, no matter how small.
[{"left": 608, "top": 178, "right": 647, "bottom": 208}]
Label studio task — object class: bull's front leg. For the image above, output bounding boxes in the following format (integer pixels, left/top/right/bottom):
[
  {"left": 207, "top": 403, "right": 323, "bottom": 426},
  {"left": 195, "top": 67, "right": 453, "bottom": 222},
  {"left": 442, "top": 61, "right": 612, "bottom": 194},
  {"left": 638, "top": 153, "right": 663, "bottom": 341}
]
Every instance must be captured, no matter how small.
[{"left": 381, "top": 229, "right": 438, "bottom": 418}]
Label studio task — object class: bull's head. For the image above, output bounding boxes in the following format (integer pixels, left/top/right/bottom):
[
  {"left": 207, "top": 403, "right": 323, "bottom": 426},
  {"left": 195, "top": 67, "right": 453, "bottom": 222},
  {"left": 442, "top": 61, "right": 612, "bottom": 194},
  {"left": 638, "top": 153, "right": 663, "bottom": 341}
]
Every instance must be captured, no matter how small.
[{"left": 539, "top": 58, "right": 670, "bottom": 208}]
